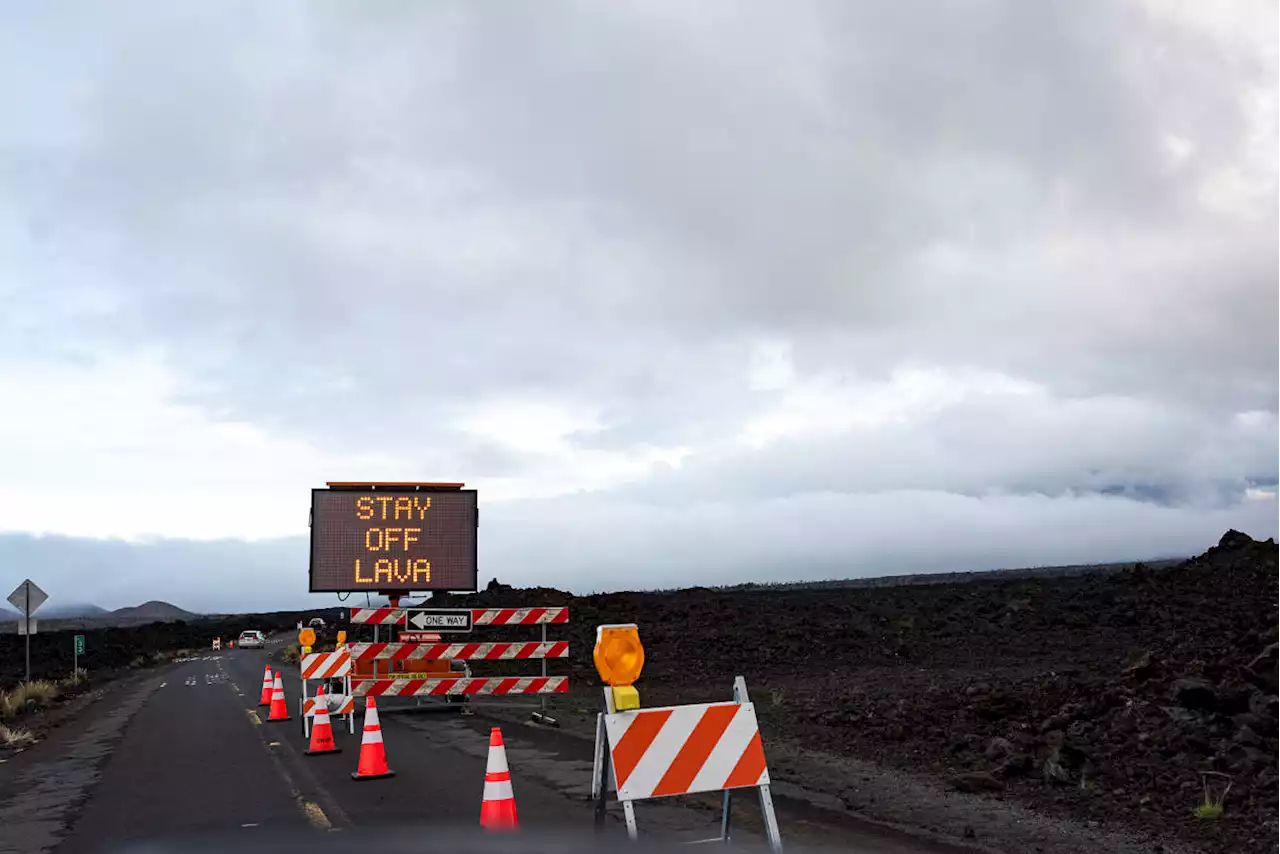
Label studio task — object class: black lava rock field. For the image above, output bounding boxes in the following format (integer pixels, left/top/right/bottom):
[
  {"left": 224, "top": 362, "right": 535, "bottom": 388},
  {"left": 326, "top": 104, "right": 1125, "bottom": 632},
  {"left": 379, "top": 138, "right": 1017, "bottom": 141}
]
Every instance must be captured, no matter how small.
[{"left": 434, "top": 530, "right": 1278, "bottom": 853}]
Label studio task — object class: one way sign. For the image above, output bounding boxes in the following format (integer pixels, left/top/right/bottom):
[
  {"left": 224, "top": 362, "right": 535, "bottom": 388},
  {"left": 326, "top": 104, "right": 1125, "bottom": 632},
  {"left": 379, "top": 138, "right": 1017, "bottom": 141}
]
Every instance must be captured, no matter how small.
[{"left": 405, "top": 609, "right": 473, "bottom": 633}]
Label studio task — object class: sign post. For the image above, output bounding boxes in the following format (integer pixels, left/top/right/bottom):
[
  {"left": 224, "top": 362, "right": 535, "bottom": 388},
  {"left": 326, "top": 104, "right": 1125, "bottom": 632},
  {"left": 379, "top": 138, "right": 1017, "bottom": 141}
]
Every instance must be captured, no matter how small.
[
  {"left": 74, "top": 634, "right": 85, "bottom": 678},
  {"left": 7, "top": 579, "right": 49, "bottom": 685}
]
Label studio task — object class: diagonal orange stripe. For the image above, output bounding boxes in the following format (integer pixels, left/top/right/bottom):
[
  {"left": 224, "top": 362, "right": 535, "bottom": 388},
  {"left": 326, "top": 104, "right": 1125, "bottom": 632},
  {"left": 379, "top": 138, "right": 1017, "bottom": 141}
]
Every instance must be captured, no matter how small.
[
  {"left": 722, "top": 731, "right": 767, "bottom": 790},
  {"left": 611, "top": 709, "right": 673, "bottom": 789},
  {"left": 651, "top": 704, "right": 739, "bottom": 797}
]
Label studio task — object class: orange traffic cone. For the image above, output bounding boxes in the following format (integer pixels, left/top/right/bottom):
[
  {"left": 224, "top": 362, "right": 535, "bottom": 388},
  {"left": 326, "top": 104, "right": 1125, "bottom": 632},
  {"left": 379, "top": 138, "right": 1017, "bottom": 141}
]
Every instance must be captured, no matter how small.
[
  {"left": 267, "top": 672, "right": 290, "bottom": 721},
  {"left": 480, "top": 727, "right": 518, "bottom": 831},
  {"left": 306, "top": 686, "right": 341, "bottom": 755},
  {"left": 258, "top": 666, "right": 273, "bottom": 706},
  {"left": 351, "top": 697, "right": 394, "bottom": 780}
]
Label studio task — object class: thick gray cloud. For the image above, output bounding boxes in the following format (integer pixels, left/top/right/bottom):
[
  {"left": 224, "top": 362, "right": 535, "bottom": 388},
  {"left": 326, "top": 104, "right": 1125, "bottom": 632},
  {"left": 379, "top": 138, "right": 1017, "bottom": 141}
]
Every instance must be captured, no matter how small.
[
  {"left": 0, "top": 1, "right": 1275, "bottom": 611},
  {"left": 3, "top": 493, "right": 1276, "bottom": 612}
]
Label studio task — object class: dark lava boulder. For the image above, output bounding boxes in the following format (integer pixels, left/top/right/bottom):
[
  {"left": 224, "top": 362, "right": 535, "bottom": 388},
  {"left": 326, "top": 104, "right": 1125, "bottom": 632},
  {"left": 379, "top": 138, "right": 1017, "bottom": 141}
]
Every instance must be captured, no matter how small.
[{"left": 1171, "top": 677, "right": 1218, "bottom": 711}]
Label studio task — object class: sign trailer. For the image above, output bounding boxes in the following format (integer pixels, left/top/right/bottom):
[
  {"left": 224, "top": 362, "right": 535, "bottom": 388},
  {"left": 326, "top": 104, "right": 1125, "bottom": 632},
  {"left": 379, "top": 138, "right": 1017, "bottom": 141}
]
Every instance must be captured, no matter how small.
[{"left": 310, "top": 482, "right": 566, "bottom": 715}]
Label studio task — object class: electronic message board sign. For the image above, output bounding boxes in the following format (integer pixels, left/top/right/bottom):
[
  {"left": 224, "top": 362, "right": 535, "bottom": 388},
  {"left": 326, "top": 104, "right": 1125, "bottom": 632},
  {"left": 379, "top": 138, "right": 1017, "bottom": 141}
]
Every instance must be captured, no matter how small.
[{"left": 309, "top": 487, "right": 478, "bottom": 593}]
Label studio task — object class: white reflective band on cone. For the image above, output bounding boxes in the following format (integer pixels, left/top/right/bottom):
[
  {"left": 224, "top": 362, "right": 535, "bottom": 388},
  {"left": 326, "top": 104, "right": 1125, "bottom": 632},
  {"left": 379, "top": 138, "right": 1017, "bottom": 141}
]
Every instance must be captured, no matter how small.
[
  {"left": 362, "top": 728, "right": 383, "bottom": 744},
  {"left": 486, "top": 750, "right": 510, "bottom": 775},
  {"left": 483, "top": 778, "right": 514, "bottom": 801}
]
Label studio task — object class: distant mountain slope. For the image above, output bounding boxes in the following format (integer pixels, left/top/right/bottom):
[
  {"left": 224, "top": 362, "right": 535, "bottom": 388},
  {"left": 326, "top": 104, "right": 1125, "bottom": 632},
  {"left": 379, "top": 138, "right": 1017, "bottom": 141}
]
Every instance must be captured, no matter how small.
[
  {"left": 112, "top": 600, "right": 197, "bottom": 620},
  {"left": 0, "top": 599, "right": 201, "bottom": 633},
  {"left": 35, "top": 603, "right": 111, "bottom": 619}
]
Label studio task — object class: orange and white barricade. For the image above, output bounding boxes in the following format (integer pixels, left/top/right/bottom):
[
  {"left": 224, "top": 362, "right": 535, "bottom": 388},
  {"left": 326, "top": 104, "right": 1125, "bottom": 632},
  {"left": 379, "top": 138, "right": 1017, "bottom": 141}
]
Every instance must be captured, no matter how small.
[
  {"left": 592, "top": 676, "right": 782, "bottom": 851},
  {"left": 347, "top": 607, "right": 569, "bottom": 706},
  {"left": 300, "top": 648, "right": 354, "bottom": 736}
]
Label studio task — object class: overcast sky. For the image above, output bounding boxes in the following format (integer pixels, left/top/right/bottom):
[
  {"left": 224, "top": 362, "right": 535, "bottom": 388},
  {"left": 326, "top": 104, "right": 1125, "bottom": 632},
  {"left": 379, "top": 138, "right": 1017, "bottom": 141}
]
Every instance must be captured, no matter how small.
[{"left": 1, "top": 1, "right": 1276, "bottom": 613}]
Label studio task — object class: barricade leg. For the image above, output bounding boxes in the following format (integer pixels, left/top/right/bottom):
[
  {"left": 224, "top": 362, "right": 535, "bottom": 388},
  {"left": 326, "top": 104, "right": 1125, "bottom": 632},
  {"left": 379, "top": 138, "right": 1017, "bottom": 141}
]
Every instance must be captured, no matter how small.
[
  {"left": 540, "top": 622, "right": 548, "bottom": 713},
  {"left": 757, "top": 785, "right": 782, "bottom": 853},
  {"left": 734, "top": 676, "right": 783, "bottom": 852},
  {"left": 591, "top": 714, "right": 604, "bottom": 800},
  {"left": 593, "top": 713, "right": 610, "bottom": 831},
  {"left": 622, "top": 800, "right": 638, "bottom": 841}
]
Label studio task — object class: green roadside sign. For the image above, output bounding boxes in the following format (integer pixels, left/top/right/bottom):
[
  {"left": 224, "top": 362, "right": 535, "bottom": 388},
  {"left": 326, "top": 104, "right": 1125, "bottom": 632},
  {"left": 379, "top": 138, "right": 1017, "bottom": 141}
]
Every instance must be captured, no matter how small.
[{"left": 74, "top": 634, "right": 85, "bottom": 655}]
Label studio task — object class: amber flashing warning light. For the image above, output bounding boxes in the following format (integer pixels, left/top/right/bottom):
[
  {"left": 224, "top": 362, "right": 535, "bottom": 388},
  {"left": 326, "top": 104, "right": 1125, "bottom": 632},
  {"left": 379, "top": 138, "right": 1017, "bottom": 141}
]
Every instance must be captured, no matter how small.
[
  {"left": 595, "top": 624, "right": 643, "bottom": 711},
  {"left": 593, "top": 624, "right": 644, "bottom": 685},
  {"left": 298, "top": 628, "right": 316, "bottom": 647}
]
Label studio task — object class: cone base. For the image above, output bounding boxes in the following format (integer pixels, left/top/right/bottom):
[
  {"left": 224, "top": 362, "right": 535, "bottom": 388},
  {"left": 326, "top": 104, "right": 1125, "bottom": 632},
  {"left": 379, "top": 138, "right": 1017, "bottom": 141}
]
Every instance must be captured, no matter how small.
[
  {"left": 267, "top": 715, "right": 292, "bottom": 721},
  {"left": 305, "top": 746, "right": 342, "bottom": 756},
  {"left": 351, "top": 769, "right": 396, "bottom": 780},
  {"left": 480, "top": 802, "right": 519, "bottom": 831}
]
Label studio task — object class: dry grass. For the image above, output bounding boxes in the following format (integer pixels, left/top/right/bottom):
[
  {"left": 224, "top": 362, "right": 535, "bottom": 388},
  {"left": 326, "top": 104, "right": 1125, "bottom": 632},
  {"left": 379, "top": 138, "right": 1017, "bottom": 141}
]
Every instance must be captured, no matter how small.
[
  {"left": 0, "top": 681, "right": 61, "bottom": 720},
  {"left": 281, "top": 644, "right": 302, "bottom": 664},
  {"left": 59, "top": 669, "right": 89, "bottom": 689},
  {"left": 21, "top": 680, "right": 59, "bottom": 704},
  {"left": 0, "top": 723, "right": 36, "bottom": 748}
]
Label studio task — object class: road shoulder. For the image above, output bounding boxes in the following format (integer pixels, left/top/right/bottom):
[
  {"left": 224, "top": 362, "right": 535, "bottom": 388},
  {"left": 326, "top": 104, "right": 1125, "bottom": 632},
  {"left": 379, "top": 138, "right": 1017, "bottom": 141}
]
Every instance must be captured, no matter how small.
[
  {"left": 0, "top": 670, "right": 165, "bottom": 854},
  {"left": 469, "top": 700, "right": 1201, "bottom": 854}
]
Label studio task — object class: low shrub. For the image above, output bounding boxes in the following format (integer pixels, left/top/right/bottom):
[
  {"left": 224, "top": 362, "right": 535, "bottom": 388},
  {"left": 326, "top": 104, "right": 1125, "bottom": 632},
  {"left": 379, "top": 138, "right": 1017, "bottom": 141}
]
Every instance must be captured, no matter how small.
[
  {"left": 0, "top": 723, "right": 36, "bottom": 748},
  {"left": 0, "top": 680, "right": 61, "bottom": 720},
  {"left": 59, "top": 669, "right": 89, "bottom": 690}
]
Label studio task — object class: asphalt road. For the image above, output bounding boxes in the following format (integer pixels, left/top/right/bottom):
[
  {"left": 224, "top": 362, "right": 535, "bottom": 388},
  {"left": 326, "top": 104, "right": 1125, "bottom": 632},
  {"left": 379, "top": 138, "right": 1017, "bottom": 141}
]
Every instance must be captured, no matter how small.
[{"left": 0, "top": 638, "right": 965, "bottom": 854}]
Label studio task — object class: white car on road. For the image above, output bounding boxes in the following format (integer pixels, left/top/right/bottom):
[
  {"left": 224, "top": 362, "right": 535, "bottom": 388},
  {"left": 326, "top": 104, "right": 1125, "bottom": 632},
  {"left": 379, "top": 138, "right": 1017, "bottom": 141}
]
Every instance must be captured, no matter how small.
[{"left": 237, "top": 630, "right": 265, "bottom": 649}]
